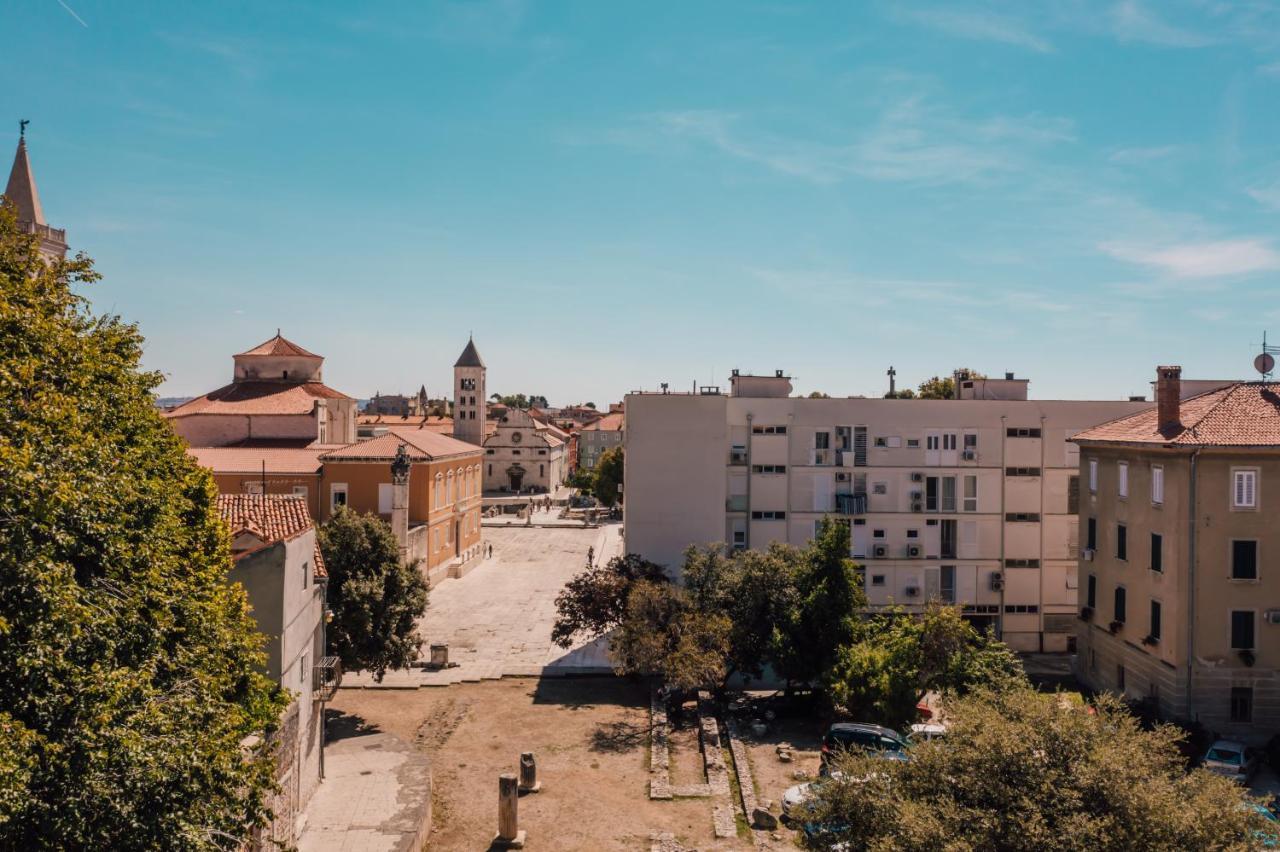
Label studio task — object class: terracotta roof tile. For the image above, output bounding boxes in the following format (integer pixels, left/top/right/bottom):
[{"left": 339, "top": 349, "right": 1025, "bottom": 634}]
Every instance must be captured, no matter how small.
[
  {"left": 165, "top": 381, "right": 351, "bottom": 418},
  {"left": 188, "top": 446, "right": 327, "bottom": 475},
  {"left": 319, "top": 429, "right": 482, "bottom": 462},
  {"left": 216, "top": 494, "right": 326, "bottom": 578},
  {"left": 1072, "top": 382, "right": 1280, "bottom": 447},
  {"left": 580, "top": 412, "right": 624, "bottom": 432},
  {"left": 236, "top": 333, "right": 322, "bottom": 358}
]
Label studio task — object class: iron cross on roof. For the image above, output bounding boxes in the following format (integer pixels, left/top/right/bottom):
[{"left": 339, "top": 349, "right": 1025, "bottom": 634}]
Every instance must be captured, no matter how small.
[{"left": 19, "top": 119, "right": 29, "bottom": 139}]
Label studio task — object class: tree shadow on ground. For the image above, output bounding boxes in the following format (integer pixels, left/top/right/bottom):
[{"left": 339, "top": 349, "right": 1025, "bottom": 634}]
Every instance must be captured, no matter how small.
[
  {"left": 589, "top": 718, "right": 654, "bottom": 753},
  {"left": 324, "top": 708, "right": 383, "bottom": 743},
  {"left": 528, "top": 674, "right": 650, "bottom": 709}
]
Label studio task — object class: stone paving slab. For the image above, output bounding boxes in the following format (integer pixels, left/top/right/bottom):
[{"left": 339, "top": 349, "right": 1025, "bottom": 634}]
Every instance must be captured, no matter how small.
[
  {"left": 298, "top": 729, "right": 431, "bottom": 852},
  {"left": 342, "top": 524, "right": 623, "bottom": 690}
]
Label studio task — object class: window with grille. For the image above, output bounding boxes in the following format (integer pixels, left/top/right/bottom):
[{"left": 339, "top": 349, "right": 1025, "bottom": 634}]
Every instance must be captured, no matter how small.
[
  {"left": 853, "top": 426, "right": 868, "bottom": 467},
  {"left": 1231, "top": 687, "right": 1253, "bottom": 723}
]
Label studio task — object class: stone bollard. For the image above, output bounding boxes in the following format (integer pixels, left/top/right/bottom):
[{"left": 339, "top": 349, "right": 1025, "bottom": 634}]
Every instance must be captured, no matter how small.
[
  {"left": 495, "top": 773, "right": 525, "bottom": 848},
  {"left": 519, "top": 751, "right": 541, "bottom": 794}
]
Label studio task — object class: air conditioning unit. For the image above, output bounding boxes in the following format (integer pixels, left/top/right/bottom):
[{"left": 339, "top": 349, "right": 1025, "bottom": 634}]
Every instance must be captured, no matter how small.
[
  {"left": 904, "top": 585, "right": 920, "bottom": 597},
  {"left": 1082, "top": 548, "right": 1095, "bottom": 562},
  {"left": 872, "top": 544, "right": 889, "bottom": 558},
  {"left": 990, "top": 572, "right": 1004, "bottom": 591},
  {"left": 835, "top": 472, "right": 850, "bottom": 482},
  {"left": 910, "top": 502, "right": 923, "bottom": 513},
  {"left": 962, "top": 450, "right": 978, "bottom": 461},
  {"left": 907, "top": 544, "right": 923, "bottom": 558},
  {"left": 1266, "top": 610, "right": 1280, "bottom": 625},
  {"left": 910, "top": 472, "right": 924, "bottom": 483}
]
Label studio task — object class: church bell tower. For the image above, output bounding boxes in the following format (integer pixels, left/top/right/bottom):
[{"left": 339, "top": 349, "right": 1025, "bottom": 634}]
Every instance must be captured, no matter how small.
[{"left": 452, "top": 336, "right": 486, "bottom": 445}]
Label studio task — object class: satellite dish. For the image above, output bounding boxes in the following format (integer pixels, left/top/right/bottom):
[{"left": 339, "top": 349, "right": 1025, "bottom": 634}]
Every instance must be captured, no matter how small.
[{"left": 1256, "top": 352, "right": 1275, "bottom": 376}]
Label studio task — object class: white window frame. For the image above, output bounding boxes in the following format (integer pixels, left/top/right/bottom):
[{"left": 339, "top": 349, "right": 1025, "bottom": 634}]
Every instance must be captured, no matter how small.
[
  {"left": 1233, "top": 468, "right": 1258, "bottom": 510},
  {"left": 1088, "top": 458, "right": 1098, "bottom": 493},
  {"left": 1151, "top": 465, "right": 1163, "bottom": 505},
  {"left": 963, "top": 475, "right": 978, "bottom": 512},
  {"left": 330, "top": 483, "right": 348, "bottom": 512},
  {"left": 1117, "top": 461, "right": 1129, "bottom": 499}
]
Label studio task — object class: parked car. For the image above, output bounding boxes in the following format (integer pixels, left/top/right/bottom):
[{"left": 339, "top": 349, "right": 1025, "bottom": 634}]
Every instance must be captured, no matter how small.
[
  {"left": 783, "top": 771, "right": 843, "bottom": 820},
  {"left": 909, "top": 722, "right": 948, "bottom": 742},
  {"left": 1250, "top": 803, "right": 1280, "bottom": 848},
  {"left": 820, "top": 723, "right": 910, "bottom": 774},
  {"left": 1201, "top": 740, "right": 1260, "bottom": 784}
]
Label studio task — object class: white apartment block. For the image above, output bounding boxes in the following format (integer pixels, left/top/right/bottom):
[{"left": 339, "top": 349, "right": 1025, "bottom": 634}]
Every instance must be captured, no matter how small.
[{"left": 625, "top": 371, "right": 1148, "bottom": 652}]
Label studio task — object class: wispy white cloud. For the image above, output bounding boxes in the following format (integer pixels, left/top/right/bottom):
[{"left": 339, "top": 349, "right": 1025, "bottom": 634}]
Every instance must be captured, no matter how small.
[
  {"left": 1261, "top": 61, "right": 1280, "bottom": 76},
  {"left": 1108, "top": 145, "right": 1183, "bottom": 164},
  {"left": 629, "top": 96, "right": 1074, "bottom": 187},
  {"left": 895, "top": 7, "right": 1053, "bottom": 52},
  {"left": 1109, "top": 0, "right": 1215, "bottom": 47},
  {"left": 1100, "top": 238, "right": 1280, "bottom": 277},
  {"left": 1247, "top": 181, "right": 1280, "bottom": 210}
]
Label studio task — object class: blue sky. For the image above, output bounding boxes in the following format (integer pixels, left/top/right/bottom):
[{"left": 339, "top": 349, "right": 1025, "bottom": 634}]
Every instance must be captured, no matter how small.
[{"left": 7, "top": 1, "right": 1280, "bottom": 404}]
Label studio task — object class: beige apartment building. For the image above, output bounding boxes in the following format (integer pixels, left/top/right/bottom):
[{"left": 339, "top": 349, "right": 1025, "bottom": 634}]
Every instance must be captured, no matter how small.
[
  {"left": 1073, "top": 367, "right": 1280, "bottom": 741},
  {"left": 625, "top": 370, "right": 1150, "bottom": 652}
]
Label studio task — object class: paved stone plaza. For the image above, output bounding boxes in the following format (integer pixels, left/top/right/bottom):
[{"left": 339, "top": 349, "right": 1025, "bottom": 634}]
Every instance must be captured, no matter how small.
[{"left": 343, "top": 522, "right": 623, "bottom": 688}]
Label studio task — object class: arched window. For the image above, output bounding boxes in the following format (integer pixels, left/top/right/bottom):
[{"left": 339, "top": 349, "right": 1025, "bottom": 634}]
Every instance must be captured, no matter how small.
[
  {"left": 447, "top": 471, "right": 455, "bottom": 504},
  {"left": 435, "top": 474, "right": 443, "bottom": 507}
]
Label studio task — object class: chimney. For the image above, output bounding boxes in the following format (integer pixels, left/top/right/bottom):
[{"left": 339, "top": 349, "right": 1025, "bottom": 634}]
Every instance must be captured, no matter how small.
[{"left": 1156, "top": 365, "right": 1182, "bottom": 435}]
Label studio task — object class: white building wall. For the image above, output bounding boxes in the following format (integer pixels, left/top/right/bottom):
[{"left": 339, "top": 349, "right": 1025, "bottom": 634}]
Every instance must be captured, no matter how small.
[{"left": 625, "top": 389, "right": 1146, "bottom": 649}]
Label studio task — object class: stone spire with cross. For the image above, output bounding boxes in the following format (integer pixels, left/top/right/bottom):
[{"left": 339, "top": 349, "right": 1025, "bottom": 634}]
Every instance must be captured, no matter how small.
[{"left": 4, "top": 121, "right": 68, "bottom": 261}]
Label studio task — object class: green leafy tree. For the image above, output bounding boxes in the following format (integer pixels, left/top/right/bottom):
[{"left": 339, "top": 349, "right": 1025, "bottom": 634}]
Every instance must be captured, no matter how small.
[
  {"left": 773, "top": 518, "right": 865, "bottom": 688},
  {"left": 916, "top": 368, "right": 987, "bottom": 400},
  {"left": 826, "top": 603, "right": 1026, "bottom": 726},
  {"left": 805, "top": 689, "right": 1269, "bottom": 851},
  {"left": 592, "top": 446, "right": 624, "bottom": 507},
  {"left": 611, "top": 582, "right": 732, "bottom": 692},
  {"left": 0, "top": 203, "right": 287, "bottom": 848},
  {"left": 682, "top": 544, "right": 798, "bottom": 684},
  {"left": 566, "top": 467, "right": 595, "bottom": 491},
  {"left": 318, "top": 509, "right": 429, "bottom": 681},
  {"left": 884, "top": 388, "right": 916, "bottom": 399},
  {"left": 806, "top": 391, "right": 831, "bottom": 399},
  {"left": 551, "top": 554, "right": 667, "bottom": 648}
]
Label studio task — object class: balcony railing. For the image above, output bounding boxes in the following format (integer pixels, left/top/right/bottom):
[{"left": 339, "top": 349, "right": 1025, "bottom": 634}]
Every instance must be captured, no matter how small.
[
  {"left": 313, "top": 656, "right": 343, "bottom": 701},
  {"left": 835, "top": 493, "right": 868, "bottom": 515},
  {"left": 811, "top": 448, "right": 833, "bottom": 465}
]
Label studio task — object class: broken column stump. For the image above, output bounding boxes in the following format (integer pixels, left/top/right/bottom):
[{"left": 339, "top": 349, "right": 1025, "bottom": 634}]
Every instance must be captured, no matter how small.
[{"left": 519, "top": 751, "right": 541, "bottom": 794}]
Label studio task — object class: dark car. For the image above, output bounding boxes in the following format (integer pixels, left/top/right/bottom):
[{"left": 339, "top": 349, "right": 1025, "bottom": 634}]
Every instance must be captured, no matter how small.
[{"left": 820, "top": 723, "right": 910, "bottom": 773}]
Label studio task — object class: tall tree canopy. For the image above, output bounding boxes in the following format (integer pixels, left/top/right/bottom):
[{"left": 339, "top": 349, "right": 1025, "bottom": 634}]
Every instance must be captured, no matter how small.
[
  {"left": 0, "top": 204, "right": 286, "bottom": 848},
  {"left": 805, "top": 688, "right": 1268, "bottom": 851},
  {"left": 592, "top": 446, "right": 624, "bottom": 507},
  {"left": 318, "top": 509, "right": 429, "bottom": 681}
]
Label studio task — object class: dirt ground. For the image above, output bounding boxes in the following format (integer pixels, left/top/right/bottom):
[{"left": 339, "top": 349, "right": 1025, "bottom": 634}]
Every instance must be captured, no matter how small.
[{"left": 329, "top": 678, "right": 767, "bottom": 851}]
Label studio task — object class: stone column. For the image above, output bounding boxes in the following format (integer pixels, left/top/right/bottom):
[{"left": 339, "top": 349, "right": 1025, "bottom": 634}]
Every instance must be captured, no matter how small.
[
  {"left": 519, "top": 752, "right": 541, "bottom": 793},
  {"left": 390, "top": 444, "right": 411, "bottom": 562},
  {"left": 495, "top": 773, "right": 525, "bottom": 848}
]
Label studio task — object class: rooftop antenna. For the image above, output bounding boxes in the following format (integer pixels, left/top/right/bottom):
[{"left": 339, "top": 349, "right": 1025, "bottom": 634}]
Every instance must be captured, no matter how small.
[{"left": 1254, "top": 330, "right": 1278, "bottom": 379}]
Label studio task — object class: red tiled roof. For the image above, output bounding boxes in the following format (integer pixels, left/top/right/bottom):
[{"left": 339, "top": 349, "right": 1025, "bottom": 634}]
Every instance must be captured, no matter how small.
[
  {"left": 216, "top": 494, "right": 326, "bottom": 578},
  {"left": 236, "top": 333, "right": 322, "bottom": 358},
  {"left": 165, "top": 381, "right": 351, "bottom": 418},
  {"left": 1072, "top": 383, "right": 1280, "bottom": 447},
  {"left": 581, "top": 412, "right": 624, "bottom": 432},
  {"left": 358, "top": 414, "right": 455, "bottom": 432},
  {"left": 319, "top": 429, "right": 482, "bottom": 462},
  {"left": 188, "top": 446, "right": 328, "bottom": 475}
]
